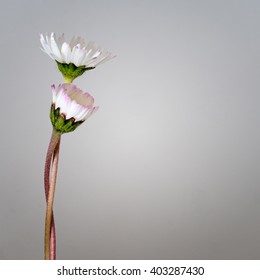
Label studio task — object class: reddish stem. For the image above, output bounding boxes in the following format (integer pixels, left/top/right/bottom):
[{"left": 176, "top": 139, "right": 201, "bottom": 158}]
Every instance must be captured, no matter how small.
[{"left": 44, "top": 130, "right": 61, "bottom": 260}]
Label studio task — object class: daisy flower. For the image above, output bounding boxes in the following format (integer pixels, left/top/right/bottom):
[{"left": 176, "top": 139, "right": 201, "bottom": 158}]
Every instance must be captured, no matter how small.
[
  {"left": 50, "top": 83, "right": 98, "bottom": 133},
  {"left": 40, "top": 32, "right": 114, "bottom": 82}
]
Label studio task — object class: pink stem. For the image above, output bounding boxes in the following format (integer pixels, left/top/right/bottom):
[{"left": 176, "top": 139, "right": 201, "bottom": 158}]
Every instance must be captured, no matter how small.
[{"left": 44, "top": 130, "right": 61, "bottom": 260}]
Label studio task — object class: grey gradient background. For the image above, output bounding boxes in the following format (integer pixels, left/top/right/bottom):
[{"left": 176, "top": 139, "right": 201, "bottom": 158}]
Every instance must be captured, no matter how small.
[{"left": 0, "top": 0, "right": 259, "bottom": 259}]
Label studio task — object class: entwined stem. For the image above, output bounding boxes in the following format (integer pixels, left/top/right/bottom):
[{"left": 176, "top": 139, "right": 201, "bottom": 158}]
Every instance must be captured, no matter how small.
[
  {"left": 44, "top": 129, "right": 61, "bottom": 260},
  {"left": 44, "top": 131, "right": 57, "bottom": 259}
]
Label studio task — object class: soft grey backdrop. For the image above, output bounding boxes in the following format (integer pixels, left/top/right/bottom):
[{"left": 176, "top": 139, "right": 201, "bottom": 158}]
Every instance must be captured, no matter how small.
[{"left": 0, "top": 0, "right": 259, "bottom": 259}]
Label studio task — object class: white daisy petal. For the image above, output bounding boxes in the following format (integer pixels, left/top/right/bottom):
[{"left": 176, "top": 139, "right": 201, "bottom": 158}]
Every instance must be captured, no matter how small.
[
  {"left": 54, "top": 86, "right": 64, "bottom": 110},
  {"left": 70, "top": 45, "right": 78, "bottom": 65},
  {"left": 61, "top": 42, "right": 71, "bottom": 64},
  {"left": 50, "top": 33, "right": 62, "bottom": 60},
  {"left": 72, "top": 45, "right": 83, "bottom": 66},
  {"left": 66, "top": 101, "right": 83, "bottom": 120},
  {"left": 76, "top": 48, "right": 87, "bottom": 66},
  {"left": 82, "top": 106, "right": 99, "bottom": 121},
  {"left": 57, "top": 33, "right": 65, "bottom": 49},
  {"left": 70, "top": 36, "right": 78, "bottom": 48},
  {"left": 74, "top": 107, "right": 89, "bottom": 121},
  {"left": 51, "top": 84, "right": 57, "bottom": 103}
]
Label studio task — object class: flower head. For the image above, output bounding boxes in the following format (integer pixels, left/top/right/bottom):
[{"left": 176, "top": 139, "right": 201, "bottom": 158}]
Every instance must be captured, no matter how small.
[
  {"left": 40, "top": 33, "right": 114, "bottom": 82},
  {"left": 50, "top": 83, "right": 98, "bottom": 133}
]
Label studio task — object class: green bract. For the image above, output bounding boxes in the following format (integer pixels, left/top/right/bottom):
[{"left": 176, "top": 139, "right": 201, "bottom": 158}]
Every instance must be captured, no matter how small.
[
  {"left": 50, "top": 104, "right": 83, "bottom": 133},
  {"left": 56, "top": 61, "right": 95, "bottom": 83}
]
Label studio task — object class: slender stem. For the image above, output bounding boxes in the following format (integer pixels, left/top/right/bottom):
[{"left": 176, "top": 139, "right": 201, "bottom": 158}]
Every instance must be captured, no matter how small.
[
  {"left": 44, "top": 130, "right": 61, "bottom": 260},
  {"left": 44, "top": 131, "right": 58, "bottom": 259},
  {"left": 44, "top": 130, "right": 60, "bottom": 259},
  {"left": 49, "top": 138, "right": 61, "bottom": 259},
  {"left": 49, "top": 213, "right": 56, "bottom": 260}
]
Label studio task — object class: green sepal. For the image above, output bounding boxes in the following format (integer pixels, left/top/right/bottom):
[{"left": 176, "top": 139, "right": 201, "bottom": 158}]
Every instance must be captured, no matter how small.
[
  {"left": 55, "top": 115, "right": 65, "bottom": 131},
  {"left": 50, "top": 103, "right": 56, "bottom": 124},
  {"left": 64, "top": 120, "right": 83, "bottom": 133},
  {"left": 50, "top": 104, "right": 84, "bottom": 134},
  {"left": 56, "top": 61, "right": 95, "bottom": 82}
]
